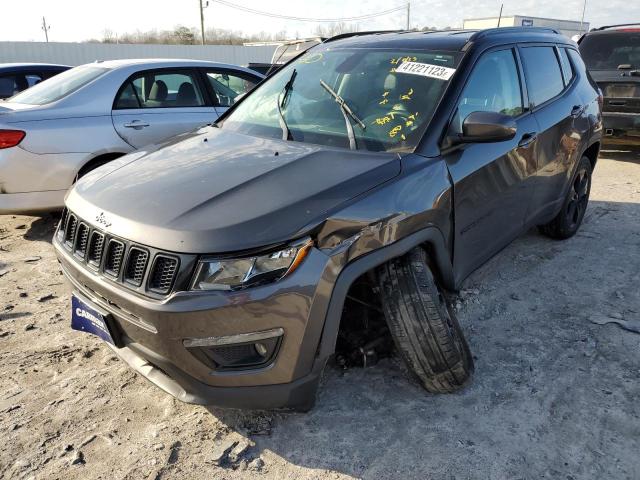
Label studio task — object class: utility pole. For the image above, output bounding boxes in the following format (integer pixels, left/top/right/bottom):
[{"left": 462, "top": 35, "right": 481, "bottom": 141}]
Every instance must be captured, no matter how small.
[
  {"left": 406, "top": 2, "right": 411, "bottom": 30},
  {"left": 579, "top": 0, "right": 588, "bottom": 33},
  {"left": 199, "top": 0, "right": 206, "bottom": 44},
  {"left": 497, "top": 4, "right": 503, "bottom": 27},
  {"left": 41, "top": 16, "right": 50, "bottom": 42}
]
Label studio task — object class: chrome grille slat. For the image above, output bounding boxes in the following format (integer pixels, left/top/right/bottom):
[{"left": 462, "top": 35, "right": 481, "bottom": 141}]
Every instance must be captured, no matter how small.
[
  {"left": 57, "top": 208, "right": 68, "bottom": 241},
  {"left": 74, "top": 223, "right": 90, "bottom": 258},
  {"left": 59, "top": 209, "right": 183, "bottom": 297},
  {"left": 124, "top": 248, "right": 149, "bottom": 286},
  {"left": 149, "top": 256, "right": 179, "bottom": 294},
  {"left": 104, "top": 239, "right": 125, "bottom": 277},
  {"left": 87, "top": 231, "right": 105, "bottom": 267},
  {"left": 64, "top": 215, "right": 78, "bottom": 248}
]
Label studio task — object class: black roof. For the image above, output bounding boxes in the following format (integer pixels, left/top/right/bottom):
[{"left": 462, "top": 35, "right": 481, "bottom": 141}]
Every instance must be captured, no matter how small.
[
  {"left": 589, "top": 23, "right": 640, "bottom": 32},
  {"left": 0, "top": 63, "right": 71, "bottom": 73},
  {"left": 324, "top": 27, "right": 571, "bottom": 51}
]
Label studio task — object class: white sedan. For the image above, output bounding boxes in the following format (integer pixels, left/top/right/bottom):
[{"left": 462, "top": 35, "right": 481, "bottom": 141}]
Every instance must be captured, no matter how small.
[{"left": 0, "top": 59, "right": 263, "bottom": 214}]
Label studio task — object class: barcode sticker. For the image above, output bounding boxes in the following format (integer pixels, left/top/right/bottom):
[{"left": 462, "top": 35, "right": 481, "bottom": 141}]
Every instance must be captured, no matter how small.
[{"left": 395, "top": 62, "right": 456, "bottom": 81}]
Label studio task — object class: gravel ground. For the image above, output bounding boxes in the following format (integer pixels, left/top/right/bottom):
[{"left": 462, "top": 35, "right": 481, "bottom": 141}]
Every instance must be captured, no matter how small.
[{"left": 1, "top": 147, "right": 639, "bottom": 480}]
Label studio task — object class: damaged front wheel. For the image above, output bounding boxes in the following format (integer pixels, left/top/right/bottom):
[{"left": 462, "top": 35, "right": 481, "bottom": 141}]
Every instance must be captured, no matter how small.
[{"left": 377, "top": 247, "right": 474, "bottom": 393}]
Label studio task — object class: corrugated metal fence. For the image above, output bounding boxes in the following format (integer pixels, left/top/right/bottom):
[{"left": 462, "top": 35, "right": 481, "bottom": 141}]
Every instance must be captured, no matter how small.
[{"left": 0, "top": 42, "right": 277, "bottom": 67}]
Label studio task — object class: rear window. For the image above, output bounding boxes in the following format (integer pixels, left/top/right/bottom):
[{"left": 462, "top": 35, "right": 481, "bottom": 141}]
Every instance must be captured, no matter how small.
[
  {"left": 520, "top": 46, "right": 565, "bottom": 107},
  {"left": 9, "top": 65, "right": 108, "bottom": 105},
  {"left": 558, "top": 48, "right": 575, "bottom": 85},
  {"left": 580, "top": 32, "right": 640, "bottom": 70}
]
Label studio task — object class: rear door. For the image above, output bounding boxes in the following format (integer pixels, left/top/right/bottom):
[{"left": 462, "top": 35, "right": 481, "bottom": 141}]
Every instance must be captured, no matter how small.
[
  {"left": 518, "top": 45, "right": 588, "bottom": 220},
  {"left": 444, "top": 46, "right": 539, "bottom": 281},
  {"left": 112, "top": 68, "right": 217, "bottom": 149},
  {"left": 201, "top": 68, "right": 260, "bottom": 116}
]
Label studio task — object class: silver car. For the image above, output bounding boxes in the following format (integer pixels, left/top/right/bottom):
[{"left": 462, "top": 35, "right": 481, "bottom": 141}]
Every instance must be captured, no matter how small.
[{"left": 0, "top": 59, "right": 263, "bottom": 214}]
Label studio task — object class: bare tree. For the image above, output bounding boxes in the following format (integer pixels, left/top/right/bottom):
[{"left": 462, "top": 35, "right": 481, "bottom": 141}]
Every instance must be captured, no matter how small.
[
  {"left": 312, "top": 22, "right": 356, "bottom": 38},
  {"left": 87, "top": 24, "right": 333, "bottom": 45},
  {"left": 173, "top": 26, "right": 196, "bottom": 45}
]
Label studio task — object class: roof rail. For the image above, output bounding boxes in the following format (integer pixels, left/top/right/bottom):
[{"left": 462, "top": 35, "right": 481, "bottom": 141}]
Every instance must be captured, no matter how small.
[
  {"left": 591, "top": 23, "right": 640, "bottom": 31},
  {"left": 470, "top": 26, "right": 560, "bottom": 41},
  {"left": 323, "top": 30, "right": 403, "bottom": 43}
]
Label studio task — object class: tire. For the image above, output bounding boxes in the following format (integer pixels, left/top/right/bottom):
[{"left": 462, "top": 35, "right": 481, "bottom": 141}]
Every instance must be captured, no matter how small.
[
  {"left": 377, "top": 247, "right": 474, "bottom": 393},
  {"left": 539, "top": 156, "right": 592, "bottom": 240}
]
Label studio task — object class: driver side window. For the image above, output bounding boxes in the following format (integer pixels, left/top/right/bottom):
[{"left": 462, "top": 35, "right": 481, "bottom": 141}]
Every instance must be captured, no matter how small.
[{"left": 452, "top": 49, "right": 523, "bottom": 133}]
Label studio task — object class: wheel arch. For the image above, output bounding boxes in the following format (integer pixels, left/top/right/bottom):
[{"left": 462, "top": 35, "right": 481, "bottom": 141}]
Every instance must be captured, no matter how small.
[
  {"left": 582, "top": 140, "right": 600, "bottom": 170},
  {"left": 314, "top": 226, "right": 454, "bottom": 366},
  {"left": 76, "top": 151, "right": 127, "bottom": 179}
]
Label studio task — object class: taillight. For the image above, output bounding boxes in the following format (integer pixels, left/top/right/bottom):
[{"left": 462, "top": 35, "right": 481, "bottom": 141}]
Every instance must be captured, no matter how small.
[
  {"left": 597, "top": 88, "right": 604, "bottom": 111},
  {"left": 0, "top": 130, "right": 26, "bottom": 149}
]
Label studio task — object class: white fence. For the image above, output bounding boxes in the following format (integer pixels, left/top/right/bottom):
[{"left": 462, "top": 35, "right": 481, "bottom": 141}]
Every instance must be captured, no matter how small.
[{"left": 0, "top": 42, "right": 277, "bottom": 67}]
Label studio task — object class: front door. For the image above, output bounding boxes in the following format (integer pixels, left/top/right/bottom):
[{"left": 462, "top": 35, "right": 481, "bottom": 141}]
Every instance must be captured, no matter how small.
[
  {"left": 112, "top": 68, "right": 218, "bottom": 149},
  {"left": 443, "top": 47, "right": 539, "bottom": 283}
]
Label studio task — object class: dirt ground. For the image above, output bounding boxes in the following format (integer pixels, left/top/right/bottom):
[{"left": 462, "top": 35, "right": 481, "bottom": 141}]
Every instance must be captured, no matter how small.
[{"left": 1, "top": 147, "right": 639, "bottom": 480}]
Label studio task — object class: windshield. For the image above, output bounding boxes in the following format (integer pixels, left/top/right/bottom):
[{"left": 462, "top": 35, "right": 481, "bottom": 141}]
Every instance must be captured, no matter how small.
[
  {"left": 9, "top": 65, "right": 108, "bottom": 105},
  {"left": 580, "top": 32, "right": 640, "bottom": 70},
  {"left": 221, "top": 47, "right": 461, "bottom": 152}
]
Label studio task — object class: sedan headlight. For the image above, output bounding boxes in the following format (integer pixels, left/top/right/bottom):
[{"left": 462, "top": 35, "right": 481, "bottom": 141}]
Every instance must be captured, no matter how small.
[{"left": 191, "top": 238, "right": 313, "bottom": 291}]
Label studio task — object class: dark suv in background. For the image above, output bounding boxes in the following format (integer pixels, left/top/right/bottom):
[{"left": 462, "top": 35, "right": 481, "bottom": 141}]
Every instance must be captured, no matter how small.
[
  {"left": 54, "top": 27, "right": 602, "bottom": 411},
  {"left": 579, "top": 24, "right": 640, "bottom": 144}
]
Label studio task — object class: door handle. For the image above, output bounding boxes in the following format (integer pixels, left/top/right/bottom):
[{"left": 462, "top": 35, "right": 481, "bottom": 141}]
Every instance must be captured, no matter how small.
[
  {"left": 123, "top": 120, "right": 150, "bottom": 129},
  {"left": 518, "top": 132, "right": 538, "bottom": 147},
  {"left": 570, "top": 105, "right": 584, "bottom": 117}
]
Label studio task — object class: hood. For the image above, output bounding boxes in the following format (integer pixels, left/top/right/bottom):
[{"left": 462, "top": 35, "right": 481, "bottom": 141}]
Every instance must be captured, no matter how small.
[{"left": 67, "top": 128, "right": 401, "bottom": 253}]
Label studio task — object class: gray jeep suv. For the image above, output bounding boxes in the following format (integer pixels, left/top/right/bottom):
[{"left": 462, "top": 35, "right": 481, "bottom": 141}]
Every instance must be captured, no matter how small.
[{"left": 54, "top": 28, "right": 602, "bottom": 411}]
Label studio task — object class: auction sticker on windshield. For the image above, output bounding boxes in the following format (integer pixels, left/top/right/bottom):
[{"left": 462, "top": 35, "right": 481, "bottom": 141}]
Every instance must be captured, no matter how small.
[{"left": 395, "top": 62, "right": 456, "bottom": 80}]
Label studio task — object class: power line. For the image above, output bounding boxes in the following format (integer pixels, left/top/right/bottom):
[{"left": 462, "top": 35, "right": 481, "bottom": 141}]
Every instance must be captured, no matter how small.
[{"left": 211, "top": 0, "right": 406, "bottom": 23}]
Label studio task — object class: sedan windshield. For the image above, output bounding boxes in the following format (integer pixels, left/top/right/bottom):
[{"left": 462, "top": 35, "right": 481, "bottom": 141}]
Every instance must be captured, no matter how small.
[
  {"left": 9, "top": 65, "right": 108, "bottom": 105},
  {"left": 221, "top": 47, "right": 461, "bottom": 152}
]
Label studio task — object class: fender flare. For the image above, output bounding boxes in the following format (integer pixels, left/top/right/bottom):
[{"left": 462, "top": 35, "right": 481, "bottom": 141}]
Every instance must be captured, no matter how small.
[{"left": 314, "top": 226, "right": 454, "bottom": 365}]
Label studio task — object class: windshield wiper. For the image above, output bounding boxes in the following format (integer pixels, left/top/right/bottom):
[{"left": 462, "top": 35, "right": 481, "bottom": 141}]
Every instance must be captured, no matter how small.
[
  {"left": 320, "top": 79, "right": 365, "bottom": 150},
  {"left": 277, "top": 69, "right": 297, "bottom": 141}
]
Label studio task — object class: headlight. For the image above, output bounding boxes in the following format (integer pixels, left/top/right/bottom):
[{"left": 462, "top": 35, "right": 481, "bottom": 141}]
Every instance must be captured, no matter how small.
[{"left": 191, "top": 238, "right": 313, "bottom": 291}]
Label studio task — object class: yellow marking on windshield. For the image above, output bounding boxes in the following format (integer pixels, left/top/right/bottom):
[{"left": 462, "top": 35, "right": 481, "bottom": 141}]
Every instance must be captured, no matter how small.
[
  {"left": 389, "top": 125, "right": 402, "bottom": 137},
  {"left": 400, "top": 88, "right": 414, "bottom": 101},
  {"left": 390, "top": 55, "right": 418, "bottom": 65},
  {"left": 372, "top": 111, "right": 399, "bottom": 126}
]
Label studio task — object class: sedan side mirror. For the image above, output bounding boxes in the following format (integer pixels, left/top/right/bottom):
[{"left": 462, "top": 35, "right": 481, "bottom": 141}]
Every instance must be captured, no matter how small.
[{"left": 457, "top": 111, "right": 517, "bottom": 144}]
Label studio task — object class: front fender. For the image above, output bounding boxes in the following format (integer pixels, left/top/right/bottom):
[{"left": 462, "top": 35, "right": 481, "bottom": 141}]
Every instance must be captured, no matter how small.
[{"left": 312, "top": 226, "right": 454, "bottom": 372}]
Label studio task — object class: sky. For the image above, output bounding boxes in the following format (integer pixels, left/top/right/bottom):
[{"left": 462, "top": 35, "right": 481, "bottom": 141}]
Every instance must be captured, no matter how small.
[{"left": 0, "top": 0, "right": 635, "bottom": 43}]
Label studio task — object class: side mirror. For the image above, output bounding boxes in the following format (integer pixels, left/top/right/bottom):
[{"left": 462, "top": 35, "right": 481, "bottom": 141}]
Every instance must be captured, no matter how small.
[{"left": 457, "top": 111, "right": 517, "bottom": 144}]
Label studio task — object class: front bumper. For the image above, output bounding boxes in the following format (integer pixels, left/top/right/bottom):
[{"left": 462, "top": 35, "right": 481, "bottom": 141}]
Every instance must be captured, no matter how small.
[
  {"left": 602, "top": 112, "right": 640, "bottom": 145},
  {"left": 54, "top": 234, "right": 338, "bottom": 410}
]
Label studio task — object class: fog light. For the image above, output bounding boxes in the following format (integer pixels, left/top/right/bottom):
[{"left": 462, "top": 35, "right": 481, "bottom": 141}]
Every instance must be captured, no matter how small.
[
  {"left": 183, "top": 328, "right": 284, "bottom": 371},
  {"left": 255, "top": 342, "right": 268, "bottom": 357}
]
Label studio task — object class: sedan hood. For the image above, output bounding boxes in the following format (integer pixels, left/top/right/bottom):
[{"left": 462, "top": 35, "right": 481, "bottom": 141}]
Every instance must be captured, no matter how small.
[{"left": 67, "top": 128, "right": 401, "bottom": 253}]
